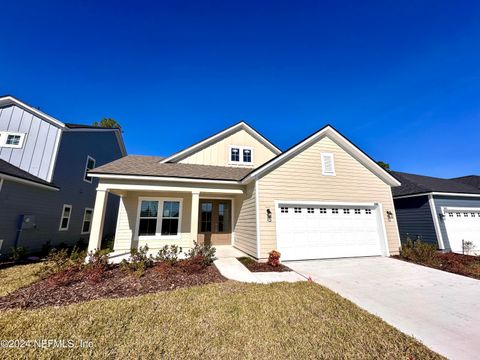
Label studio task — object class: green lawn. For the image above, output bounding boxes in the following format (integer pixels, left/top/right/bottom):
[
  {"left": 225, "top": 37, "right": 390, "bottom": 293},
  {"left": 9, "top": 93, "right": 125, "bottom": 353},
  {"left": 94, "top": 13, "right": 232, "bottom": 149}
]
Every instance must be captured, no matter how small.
[
  {"left": 0, "top": 269, "right": 442, "bottom": 359},
  {"left": 0, "top": 263, "right": 43, "bottom": 296}
]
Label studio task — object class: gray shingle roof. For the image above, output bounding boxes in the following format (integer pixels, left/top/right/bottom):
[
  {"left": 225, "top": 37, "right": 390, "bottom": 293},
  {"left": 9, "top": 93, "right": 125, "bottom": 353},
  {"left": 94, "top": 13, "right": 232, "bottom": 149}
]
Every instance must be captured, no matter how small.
[
  {"left": 451, "top": 175, "right": 480, "bottom": 190},
  {"left": 89, "top": 155, "right": 252, "bottom": 181},
  {"left": 0, "top": 159, "right": 58, "bottom": 189},
  {"left": 392, "top": 171, "right": 480, "bottom": 197}
]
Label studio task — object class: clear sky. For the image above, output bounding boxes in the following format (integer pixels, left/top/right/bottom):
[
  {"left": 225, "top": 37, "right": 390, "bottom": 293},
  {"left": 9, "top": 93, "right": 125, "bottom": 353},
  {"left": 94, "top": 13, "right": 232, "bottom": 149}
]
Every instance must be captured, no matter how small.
[{"left": 1, "top": 1, "right": 479, "bottom": 178}]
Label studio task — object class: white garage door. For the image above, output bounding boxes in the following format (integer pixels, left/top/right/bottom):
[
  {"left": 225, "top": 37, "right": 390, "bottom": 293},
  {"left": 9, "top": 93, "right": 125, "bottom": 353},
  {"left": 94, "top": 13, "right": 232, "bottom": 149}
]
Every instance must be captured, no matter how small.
[
  {"left": 276, "top": 203, "right": 385, "bottom": 261},
  {"left": 443, "top": 208, "right": 480, "bottom": 255}
]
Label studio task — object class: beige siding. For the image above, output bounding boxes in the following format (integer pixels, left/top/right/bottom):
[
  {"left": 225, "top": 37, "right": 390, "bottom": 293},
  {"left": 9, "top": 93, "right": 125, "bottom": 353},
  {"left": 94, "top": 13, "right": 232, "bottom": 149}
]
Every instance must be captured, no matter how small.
[
  {"left": 179, "top": 128, "right": 277, "bottom": 168},
  {"left": 233, "top": 182, "right": 257, "bottom": 257},
  {"left": 113, "top": 191, "right": 193, "bottom": 252},
  {"left": 257, "top": 136, "right": 400, "bottom": 259}
]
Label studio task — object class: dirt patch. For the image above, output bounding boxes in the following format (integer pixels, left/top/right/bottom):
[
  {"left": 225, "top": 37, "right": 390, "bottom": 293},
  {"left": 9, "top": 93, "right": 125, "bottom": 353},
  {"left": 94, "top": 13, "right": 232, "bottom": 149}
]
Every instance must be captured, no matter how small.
[
  {"left": 0, "top": 262, "right": 226, "bottom": 310},
  {"left": 394, "top": 252, "right": 480, "bottom": 280},
  {"left": 237, "top": 257, "right": 291, "bottom": 272}
]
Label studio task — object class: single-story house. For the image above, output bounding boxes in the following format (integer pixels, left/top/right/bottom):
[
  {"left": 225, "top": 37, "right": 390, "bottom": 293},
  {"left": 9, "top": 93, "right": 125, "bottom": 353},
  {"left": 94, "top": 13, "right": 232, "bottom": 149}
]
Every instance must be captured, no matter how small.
[
  {"left": 87, "top": 122, "right": 401, "bottom": 261},
  {"left": 392, "top": 171, "right": 480, "bottom": 254}
]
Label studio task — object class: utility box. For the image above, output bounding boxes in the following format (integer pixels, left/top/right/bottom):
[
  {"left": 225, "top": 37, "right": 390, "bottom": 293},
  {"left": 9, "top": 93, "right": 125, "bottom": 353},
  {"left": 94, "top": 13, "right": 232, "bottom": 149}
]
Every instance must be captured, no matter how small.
[{"left": 21, "top": 215, "right": 36, "bottom": 230}]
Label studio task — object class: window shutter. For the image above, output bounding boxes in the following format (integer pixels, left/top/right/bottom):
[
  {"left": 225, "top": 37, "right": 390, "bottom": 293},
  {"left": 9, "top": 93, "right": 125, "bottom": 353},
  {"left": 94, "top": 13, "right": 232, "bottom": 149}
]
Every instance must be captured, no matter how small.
[{"left": 321, "top": 153, "right": 335, "bottom": 175}]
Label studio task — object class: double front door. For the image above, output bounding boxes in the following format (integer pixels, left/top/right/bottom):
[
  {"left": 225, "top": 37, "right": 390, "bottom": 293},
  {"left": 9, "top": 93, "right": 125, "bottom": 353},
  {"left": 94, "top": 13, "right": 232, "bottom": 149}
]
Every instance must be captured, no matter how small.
[{"left": 198, "top": 200, "right": 232, "bottom": 245}]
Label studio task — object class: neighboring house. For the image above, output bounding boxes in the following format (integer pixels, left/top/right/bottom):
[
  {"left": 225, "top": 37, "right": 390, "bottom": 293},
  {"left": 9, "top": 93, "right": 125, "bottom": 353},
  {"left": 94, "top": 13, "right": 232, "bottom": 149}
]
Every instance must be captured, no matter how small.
[
  {"left": 392, "top": 171, "right": 480, "bottom": 254},
  {"left": 0, "top": 95, "right": 126, "bottom": 257},
  {"left": 87, "top": 121, "right": 401, "bottom": 261}
]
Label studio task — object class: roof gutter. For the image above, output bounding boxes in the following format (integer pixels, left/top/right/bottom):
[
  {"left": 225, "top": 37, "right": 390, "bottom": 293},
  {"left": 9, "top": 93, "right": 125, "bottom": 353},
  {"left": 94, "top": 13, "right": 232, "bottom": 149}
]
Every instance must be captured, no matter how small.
[
  {"left": 0, "top": 173, "right": 59, "bottom": 191},
  {"left": 394, "top": 191, "right": 480, "bottom": 200},
  {"left": 88, "top": 172, "right": 243, "bottom": 185}
]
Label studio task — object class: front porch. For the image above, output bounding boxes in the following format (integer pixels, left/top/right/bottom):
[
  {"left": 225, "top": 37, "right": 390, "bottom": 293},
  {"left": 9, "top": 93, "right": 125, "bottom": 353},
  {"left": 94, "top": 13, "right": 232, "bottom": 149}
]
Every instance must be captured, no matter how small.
[{"left": 87, "top": 180, "right": 248, "bottom": 256}]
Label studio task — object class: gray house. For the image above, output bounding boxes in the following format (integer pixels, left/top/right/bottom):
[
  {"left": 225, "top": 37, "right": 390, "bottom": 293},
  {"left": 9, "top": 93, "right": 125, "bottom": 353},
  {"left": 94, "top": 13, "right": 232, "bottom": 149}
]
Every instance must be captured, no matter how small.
[
  {"left": 0, "top": 95, "right": 126, "bottom": 257},
  {"left": 392, "top": 171, "right": 480, "bottom": 254}
]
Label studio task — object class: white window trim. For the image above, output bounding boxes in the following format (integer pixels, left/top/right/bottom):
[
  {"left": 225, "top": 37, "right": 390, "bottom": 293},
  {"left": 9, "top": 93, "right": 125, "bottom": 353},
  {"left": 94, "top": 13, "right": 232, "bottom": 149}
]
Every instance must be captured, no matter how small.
[
  {"left": 83, "top": 155, "right": 96, "bottom": 183},
  {"left": 228, "top": 145, "right": 254, "bottom": 166},
  {"left": 81, "top": 208, "right": 94, "bottom": 235},
  {"left": 59, "top": 204, "right": 72, "bottom": 231},
  {"left": 134, "top": 197, "right": 183, "bottom": 240},
  {"left": 0, "top": 131, "right": 26, "bottom": 149},
  {"left": 321, "top": 152, "right": 336, "bottom": 176}
]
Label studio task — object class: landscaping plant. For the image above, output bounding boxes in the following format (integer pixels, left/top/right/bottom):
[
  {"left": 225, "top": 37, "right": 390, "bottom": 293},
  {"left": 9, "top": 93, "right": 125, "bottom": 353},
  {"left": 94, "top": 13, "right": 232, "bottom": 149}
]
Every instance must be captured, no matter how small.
[
  {"left": 121, "top": 245, "right": 154, "bottom": 277},
  {"left": 267, "top": 250, "right": 281, "bottom": 267},
  {"left": 155, "top": 245, "right": 183, "bottom": 265},
  {"left": 399, "top": 237, "right": 438, "bottom": 265},
  {"left": 10, "top": 246, "right": 27, "bottom": 263},
  {"left": 187, "top": 241, "right": 216, "bottom": 266}
]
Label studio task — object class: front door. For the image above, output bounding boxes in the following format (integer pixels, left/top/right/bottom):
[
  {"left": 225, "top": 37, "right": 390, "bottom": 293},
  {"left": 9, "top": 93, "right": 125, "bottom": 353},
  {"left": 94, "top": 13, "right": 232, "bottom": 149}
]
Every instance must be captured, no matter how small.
[{"left": 198, "top": 200, "right": 232, "bottom": 245}]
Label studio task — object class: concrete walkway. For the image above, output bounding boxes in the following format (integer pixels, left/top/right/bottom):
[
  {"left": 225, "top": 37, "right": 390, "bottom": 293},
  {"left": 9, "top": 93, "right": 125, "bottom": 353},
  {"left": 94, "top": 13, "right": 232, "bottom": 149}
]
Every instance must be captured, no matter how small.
[{"left": 287, "top": 257, "right": 480, "bottom": 360}]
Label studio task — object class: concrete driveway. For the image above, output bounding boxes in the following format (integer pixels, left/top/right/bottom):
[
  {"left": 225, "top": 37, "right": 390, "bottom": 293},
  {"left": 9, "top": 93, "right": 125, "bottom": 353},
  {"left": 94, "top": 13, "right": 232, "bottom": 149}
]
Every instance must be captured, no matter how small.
[{"left": 287, "top": 257, "right": 480, "bottom": 360}]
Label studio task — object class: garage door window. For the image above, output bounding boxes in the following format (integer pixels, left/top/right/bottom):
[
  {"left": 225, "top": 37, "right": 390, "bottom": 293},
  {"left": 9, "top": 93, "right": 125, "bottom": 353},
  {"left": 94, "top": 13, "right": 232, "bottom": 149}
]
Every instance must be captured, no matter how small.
[
  {"left": 354, "top": 209, "right": 361, "bottom": 214},
  {"left": 365, "top": 209, "right": 372, "bottom": 215},
  {"left": 307, "top": 208, "right": 314, "bottom": 214},
  {"left": 280, "top": 207, "right": 288, "bottom": 213},
  {"left": 294, "top": 207, "right": 301, "bottom": 213},
  {"left": 332, "top": 208, "right": 339, "bottom": 214},
  {"left": 343, "top": 209, "right": 350, "bottom": 214}
]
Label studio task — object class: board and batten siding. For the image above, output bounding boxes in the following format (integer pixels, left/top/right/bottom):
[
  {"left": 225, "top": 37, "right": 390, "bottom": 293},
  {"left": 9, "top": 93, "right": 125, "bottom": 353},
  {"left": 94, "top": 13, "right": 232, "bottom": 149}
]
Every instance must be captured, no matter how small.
[
  {"left": 257, "top": 136, "right": 400, "bottom": 259},
  {"left": 113, "top": 191, "right": 193, "bottom": 252},
  {"left": 178, "top": 128, "right": 277, "bottom": 168},
  {"left": 232, "top": 182, "right": 257, "bottom": 257},
  {"left": 433, "top": 195, "right": 480, "bottom": 251},
  {"left": 394, "top": 196, "right": 438, "bottom": 245},
  {"left": 0, "top": 105, "right": 61, "bottom": 181}
]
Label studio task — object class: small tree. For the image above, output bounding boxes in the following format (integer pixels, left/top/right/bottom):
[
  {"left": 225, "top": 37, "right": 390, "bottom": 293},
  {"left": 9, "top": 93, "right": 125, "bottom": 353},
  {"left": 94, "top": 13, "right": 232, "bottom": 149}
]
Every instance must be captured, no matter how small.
[
  {"left": 92, "top": 118, "right": 121, "bottom": 129},
  {"left": 377, "top": 161, "right": 390, "bottom": 171},
  {"left": 463, "top": 240, "right": 475, "bottom": 255}
]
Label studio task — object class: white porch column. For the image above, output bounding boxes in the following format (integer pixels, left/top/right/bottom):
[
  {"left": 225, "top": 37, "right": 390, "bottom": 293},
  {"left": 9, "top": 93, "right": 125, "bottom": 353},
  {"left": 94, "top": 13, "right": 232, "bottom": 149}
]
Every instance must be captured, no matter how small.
[
  {"left": 190, "top": 191, "right": 200, "bottom": 246},
  {"left": 88, "top": 189, "right": 108, "bottom": 252}
]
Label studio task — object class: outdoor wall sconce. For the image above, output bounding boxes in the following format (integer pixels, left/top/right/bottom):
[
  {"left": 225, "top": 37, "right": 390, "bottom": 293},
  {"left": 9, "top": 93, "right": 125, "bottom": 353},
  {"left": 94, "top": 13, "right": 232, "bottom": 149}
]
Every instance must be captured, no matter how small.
[
  {"left": 386, "top": 210, "right": 393, "bottom": 220},
  {"left": 266, "top": 208, "right": 272, "bottom": 222},
  {"left": 439, "top": 213, "right": 446, "bottom": 221}
]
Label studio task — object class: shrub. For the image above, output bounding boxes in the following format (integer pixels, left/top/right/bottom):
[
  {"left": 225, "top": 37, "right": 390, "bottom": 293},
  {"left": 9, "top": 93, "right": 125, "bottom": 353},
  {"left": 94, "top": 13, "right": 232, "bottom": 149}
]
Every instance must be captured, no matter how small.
[
  {"left": 101, "top": 235, "right": 114, "bottom": 252},
  {"left": 155, "top": 245, "right": 183, "bottom": 266},
  {"left": 267, "top": 250, "right": 281, "bottom": 267},
  {"left": 10, "top": 246, "right": 27, "bottom": 262},
  {"left": 84, "top": 249, "right": 110, "bottom": 282},
  {"left": 399, "top": 237, "right": 438, "bottom": 265},
  {"left": 41, "top": 241, "right": 52, "bottom": 257},
  {"left": 121, "top": 245, "right": 154, "bottom": 277},
  {"left": 187, "top": 241, "right": 216, "bottom": 266},
  {"left": 463, "top": 240, "right": 476, "bottom": 255}
]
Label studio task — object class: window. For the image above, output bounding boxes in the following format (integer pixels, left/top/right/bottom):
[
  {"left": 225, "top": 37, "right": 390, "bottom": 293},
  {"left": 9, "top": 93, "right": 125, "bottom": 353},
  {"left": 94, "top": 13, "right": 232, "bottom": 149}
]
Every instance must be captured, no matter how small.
[
  {"left": 319, "top": 208, "right": 327, "bottom": 214},
  {"left": 59, "top": 205, "right": 72, "bottom": 231},
  {"left": 84, "top": 156, "right": 96, "bottom": 182},
  {"left": 343, "top": 209, "right": 350, "bottom": 214},
  {"left": 243, "top": 149, "right": 252, "bottom": 163},
  {"left": 280, "top": 207, "right": 289, "bottom": 213},
  {"left": 321, "top": 153, "right": 335, "bottom": 176},
  {"left": 230, "top": 148, "right": 240, "bottom": 162},
  {"left": 229, "top": 146, "right": 254, "bottom": 165},
  {"left": 332, "top": 208, "right": 339, "bottom": 214},
  {"left": 354, "top": 209, "right": 361, "bottom": 214},
  {"left": 456, "top": 212, "right": 461, "bottom": 217},
  {"left": 464, "top": 213, "right": 469, "bottom": 217},
  {"left": 294, "top": 207, "right": 301, "bottom": 213},
  {"left": 138, "top": 201, "right": 158, "bottom": 236},
  {"left": 472, "top": 213, "right": 476, "bottom": 217},
  {"left": 200, "top": 202, "right": 212, "bottom": 232},
  {"left": 365, "top": 209, "right": 372, "bottom": 215},
  {"left": 307, "top": 208, "right": 314, "bottom": 214},
  {"left": 161, "top": 201, "right": 180, "bottom": 236},
  {"left": 81, "top": 208, "right": 93, "bottom": 234},
  {"left": 137, "top": 199, "right": 182, "bottom": 238},
  {"left": 0, "top": 132, "right": 25, "bottom": 148}
]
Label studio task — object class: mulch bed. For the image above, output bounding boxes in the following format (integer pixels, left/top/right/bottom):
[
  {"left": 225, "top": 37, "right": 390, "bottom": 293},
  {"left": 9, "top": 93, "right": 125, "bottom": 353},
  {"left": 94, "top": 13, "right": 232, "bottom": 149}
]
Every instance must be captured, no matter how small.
[
  {"left": 237, "top": 257, "right": 291, "bottom": 272},
  {"left": 0, "top": 262, "right": 226, "bottom": 310},
  {"left": 394, "top": 252, "right": 480, "bottom": 280}
]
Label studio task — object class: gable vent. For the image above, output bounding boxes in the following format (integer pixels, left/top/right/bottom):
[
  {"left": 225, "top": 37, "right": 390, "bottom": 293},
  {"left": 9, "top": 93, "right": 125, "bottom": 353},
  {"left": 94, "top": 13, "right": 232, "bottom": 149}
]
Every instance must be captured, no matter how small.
[{"left": 321, "top": 153, "right": 335, "bottom": 176}]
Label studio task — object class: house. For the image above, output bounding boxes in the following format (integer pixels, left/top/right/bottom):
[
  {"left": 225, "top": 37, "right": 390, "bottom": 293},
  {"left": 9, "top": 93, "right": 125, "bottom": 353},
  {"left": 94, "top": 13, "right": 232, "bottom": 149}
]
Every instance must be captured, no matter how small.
[
  {"left": 0, "top": 95, "right": 126, "bottom": 257},
  {"left": 392, "top": 171, "right": 480, "bottom": 254},
  {"left": 87, "top": 122, "right": 401, "bottom": 261}
]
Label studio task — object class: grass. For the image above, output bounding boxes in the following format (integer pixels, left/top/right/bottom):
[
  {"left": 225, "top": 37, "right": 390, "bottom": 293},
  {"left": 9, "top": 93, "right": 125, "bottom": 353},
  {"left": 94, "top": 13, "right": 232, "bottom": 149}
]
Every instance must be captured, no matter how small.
[
  {"left": 0, "top": 263, "right": 43, "bottom": 296},
  {"left": 0, "top": 279, "right": 442, "bottom": 359}
]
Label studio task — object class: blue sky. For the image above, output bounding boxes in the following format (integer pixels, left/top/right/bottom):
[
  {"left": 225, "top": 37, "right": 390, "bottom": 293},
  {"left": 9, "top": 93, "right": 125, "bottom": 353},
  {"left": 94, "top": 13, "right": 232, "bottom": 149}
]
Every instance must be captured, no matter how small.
[{"left": 1, "top": 1, "right": 479, "bottom": 178}]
